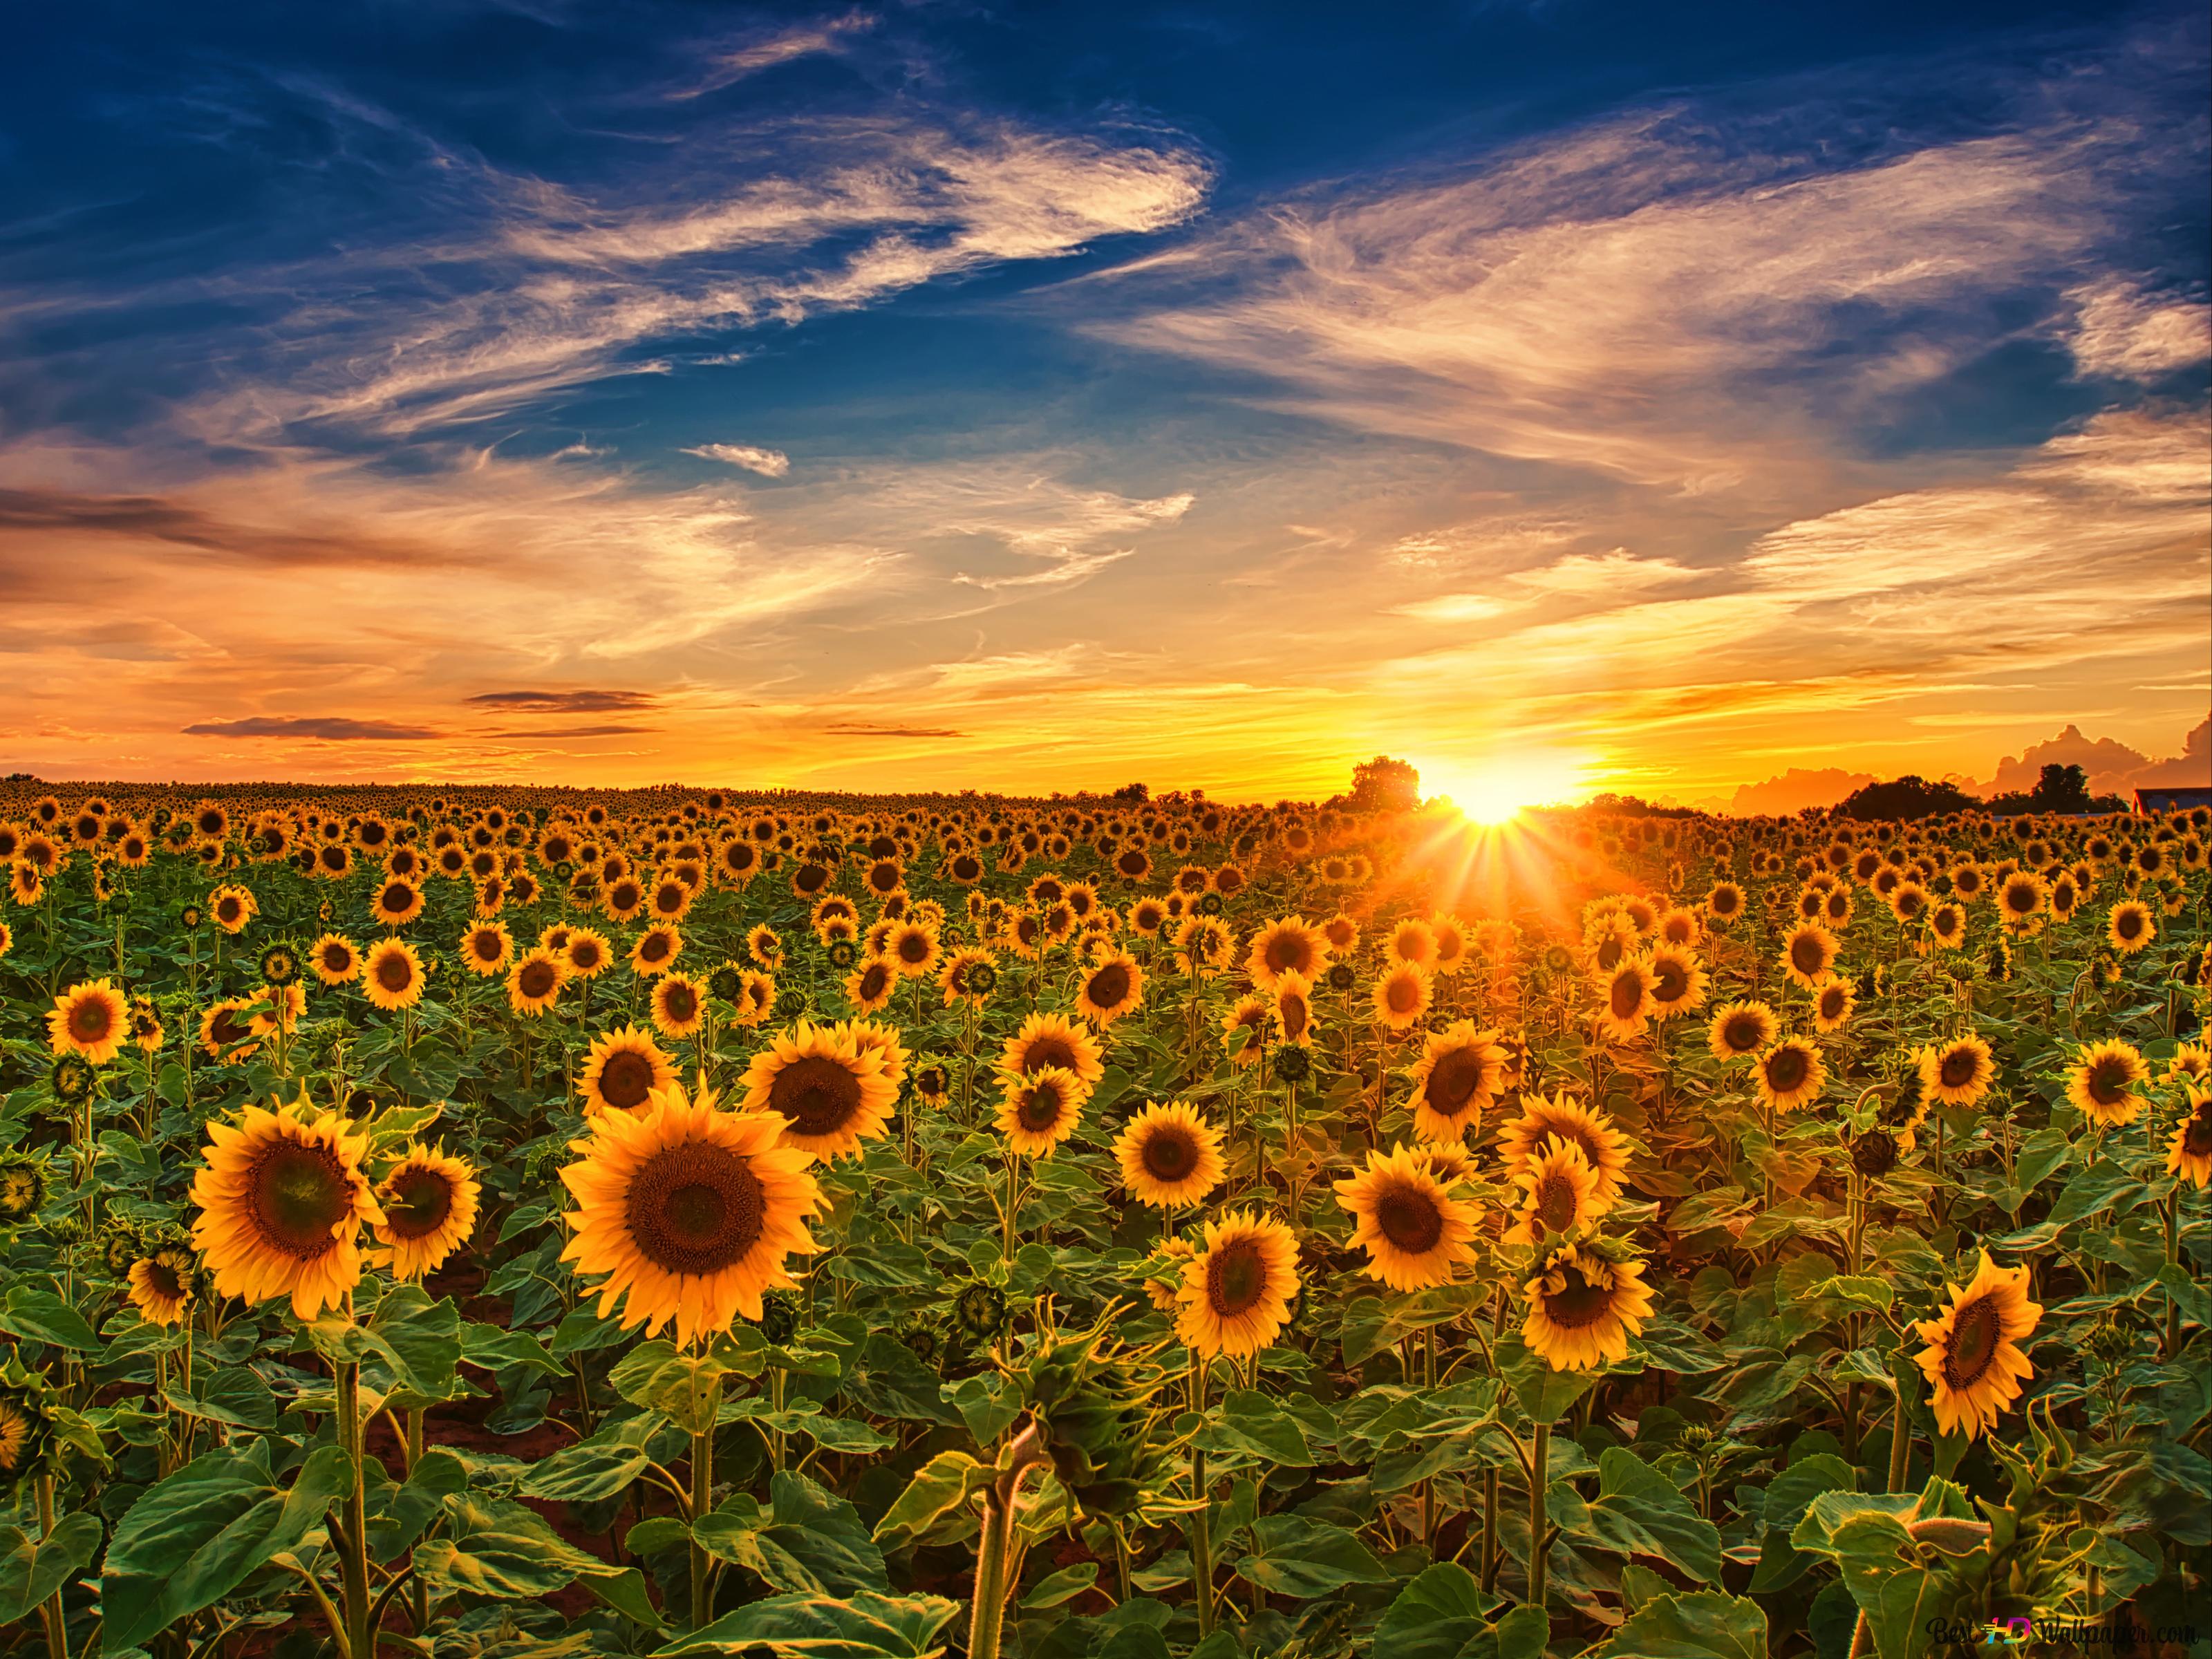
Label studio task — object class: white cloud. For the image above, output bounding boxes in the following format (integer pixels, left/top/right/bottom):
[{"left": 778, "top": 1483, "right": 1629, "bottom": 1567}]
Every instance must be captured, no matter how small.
[
  {"left": 2065, "top": 278, "right": 2211, "bottom": 380},
  {"left": 684, "top": 442, "right": 791, "bottom": 477}
]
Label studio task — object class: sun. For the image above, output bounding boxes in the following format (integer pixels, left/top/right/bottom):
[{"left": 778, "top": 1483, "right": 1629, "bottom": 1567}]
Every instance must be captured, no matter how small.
[{"left": 1421, "top": 755, "right": 1582, "bottom": 824}]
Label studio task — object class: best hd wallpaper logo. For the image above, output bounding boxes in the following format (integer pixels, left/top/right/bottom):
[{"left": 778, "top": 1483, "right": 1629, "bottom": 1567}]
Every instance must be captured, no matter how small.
[{"left": 0, "top": 3, "right": 2206, "bottom": 1658}]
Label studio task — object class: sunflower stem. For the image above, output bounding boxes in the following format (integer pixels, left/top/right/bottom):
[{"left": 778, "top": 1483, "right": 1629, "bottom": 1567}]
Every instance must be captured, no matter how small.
[
  {"left": 1479, "top": 1465, "right": 1500, "bottom": 1594},
  {"left": 1526, "top": 1421, "right": 1550, "bottom": 1613},
  {"left": 35, "top": 1473, "right": 67, "bottom": 1659},
  {"left": 689, "top": 1407, "right": 718, "bottom": 1629},
  {"left": 335, "top": 1359, "right": 373, "bottom": 1659},
  {"left": 968, "top": 1419, "right": 1047, "bottom": 1659}
]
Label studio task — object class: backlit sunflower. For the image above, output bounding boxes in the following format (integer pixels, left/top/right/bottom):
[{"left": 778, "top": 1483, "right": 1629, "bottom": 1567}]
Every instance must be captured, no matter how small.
[
  {"left": 1246, "top": 916, "right": 1328, "bottom": 991},
  {"left": 2166, "top": 1089, "right": 2212, "bottom": 1188},
  {"left": 1646, "top": 944, "right": 1707, "bottom": 1020},
  {"left": 1913, "top": 1251, "right": 2041, "bottom": 1441},
  {"left": 886, "top": 921, "right": 941, "bottom": 980},
  {"left": 1272, "top": 971, "right": 1314, "bottom": 1047},
  {"left": 630, "top": 924, "right": 682, "bottom": 977},
  {"left": 1372, "top": 962, "right": 1432, "bottom": 1031},
  {"left": 1114, "top": 1102, "right": 1224, "bottom": 1209},
  {"left": 361, "top": 938, "right": 426, "bottom": 1011},
  {"left": 1593, "top": 957, "right": 1657, "bottom": 1044},
  {"left": 2106, "top": 900, "right": 2154, "bottom": 955},
  {"left": 459, "top": 921, "right": 513, "bottom": 977},
  {"left": 1221, "top": 995, "right": 1271, "bottom": 1068},
  {"left": 1996, "top": 871, "right": 2047, "bottom": 933},
  {"left": 1333, "top": 1145, "right": 1479, "bottom": 1291},
  {"left": 997, "top": 1067, "right": 1085, "bottom": 1157},
  {"left": 1780, "top": 922, "right": 1839, "bottom": 989},
  {"left": 1175, "top": 1210, "right": 1300, "bottom": 1359},
  {"left": 1754, "top": 1038, "right": 1825, "bottom": 1113},
  {"left": 561, "top": 1080, "right": 824, "bottom": 1344},
  {"left": 1920, "top": 1035, "right": 1994, "bottom": 1107},
  {"left": 189, "top": 1095, "right": 384, "bottom": 1321},
  {"left": 1707, "top": 1000, "right": 1777, "bottom": 1062},
  {"left": 1074, "top": 952, "right": 1143, "bottom": 1027},
  {"left": 1498, "top": 1094, "right": 1630, "bottom": 1207},
  {"left": 1705, "top": 881, "right": 1745, "bottom": 924},
  {"left": 369, "top": 877, "right": 424, "bottom": 928},
  {"left": 1173, "top": 914, "right": 1234, "bottom": 977},
  {"left": 1812, "top": 979, "right": 1855, "bottom": 1033},
  {"left": 1320, "top": 912, "right": 1360, "bottom": 955},
  {"left": 579, "top": 1025, "right": 678, "bottom": 1117},
  {"left": 127, "top": 1246, "right": 199, "bottom": 1326},
  {"left": 742, "top": 1022, "right": 897, "bottom": 1163},
  {"left": 1522, "top": 1238, "right": 1656, "bottom": 1372},
  {"left": 1407, "top": 1022, "right": 1504, "bottom": 1143},
  {"left": 2067, "top": 1040, "right": 2146, "bottom": 1127},
  {"left": 199, "top": 998, "right": 261, "bottom": 1064},
  {"left": 1000, "top": 1011, "right": 1106, "bottom": 1091},
  {"left": 1386, "top": 918, "right": 1438, "bottom": 972},
  {"left": 373, "top": 1144, "right": 481, "bottom": 1279},
  {"left": 1502, "top": 1137, "right": 1607, "bottom": 1244},
  {"left": 644, "top": 973, "right": 701, "bottom": 1040},
  {"left": 47, "top": 978, "right": 129, "bottom": 1065},
  {"left": 563, "top": 927, "right": 614, "bottom": 980},
  {"left": 507, "top": 948, "right": 566, "bottom": 1016}
]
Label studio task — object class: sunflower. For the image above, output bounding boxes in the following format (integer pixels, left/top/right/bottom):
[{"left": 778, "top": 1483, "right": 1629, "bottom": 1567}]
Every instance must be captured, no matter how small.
[
  {"left": 127, "top": 1246, "right": 199, "bottom": 1327},
  {"left": 2168, "top": 1041, "right": 2211, "bottom": 1087},
  {"left": 507, "top": 948, "right": 567, "bottom": 1016},
  {"left": 1273, "top": 971, "right": 1315, "bottom": 1047},
  {"left": 563, "top": 927, "right": 614, "bottom": 980},
  {"left": 253, "top": 982, "right": 307, "bottom": 1037},
  {"left": 1333, "top": 1145, "right": 1479, "bottom": 1291},
  {"left": 369, "top": 877, "right": 424, "bottom": 928},
  {"left": 1502, "top": 1137, "right": 1606, "bottom": 1244},
  {"left": 1913, "top": 1251, "right": 2041, "bottom": 1441},
  {"left": 843, "top": 955, "right": 896, "bottom": 1015},
  {"left": 1522, "top": 1239, "right": 1656, "bottom": 1372},
  {"left": 361, "top": 938, "right": 426, "bottom": 1011},
  {"left": 1920, "top": 1035, "right": 1994, "bottom": 1107},
  {"left": 1780, "top": 922, "right": 1839, "bottom": 989},
  {"left": 2106, "top": 900, "right": 2155, "bottom": 956},
  {"left": 373, "top": 1145, "right": 481, "bottom": 1279},
  {"left": 1754, "top": 1038, "right": 1826, "bottom": 1113},
  {"left": 209, "top": 884, "right": 258, "bottom": 934},
  {"left": 129, "top": 995, "right": 164, "bottom": 1053},
  {"left": 1246, "top": 917, "right": 1329, "bottom": 991},
  {"left": 189, "top": 1095, "right": 384, "bottom": 1321},
  {"left": 199, "top": 998, "right": 262, "bottom": 1064},
  {"left": 649, "top": 973, "right": 706, "bottom": 1041},
  {"left": 1000, "top": 1011, "right": 1106, "bottom": 1090},
  {"left": 2067, "top": 1040, "right": 2146, "bottom": 1127},
  {"left": 1646, "top": 944, "right": 1707, "bottom": 1021},
  {"left": 747, "top": 924, "right": 785, "bottom": 970},
  {"left": 630, "top": 923, "right": 682, "bottom": 977},
  {"left": 1498, "top": 1094, "right": 1631, "bottom": 1207},
  {"left": 1114, "top": 1102, "right": 1224, "bottom": 1208},
  {"left": 459, "top": 921, "right": 514, "bottom": 977},
  {"left": 1705, "top": 881, "right": 1746, "bottom": 924},
  {"left": 997, "top": 1067, "right": 1085, "bottom": 1158},
  {"left": 2165, "top": 1089, "right": 2212, "bottom": 1188},
  {"left": 1812, "top": 979, "right": 1855, "bottom": 1033},
  {"left": 838, "top": 1018, "right": 908, "bottom": 1095},
  {"left": 1407, "top": 1022, "right": 1504, "bottom": 1143},
  {"left": 46, "top": 978, "right": 129, "bottom": 1065},
  {"left": 1996, "top": 871, "right": 2047, "bottom": 932},
  {"left": 561, "top": 1080, "right": 824, "bottom": 1344},
  {"left": 1074, "top": 952, "right": 1143, "bottom": 1027},
  {"left": 1175, "top": 1210, "right": 1300, "bottom": 1359},
  {"left": 1372, "top": 962, "right": 1432, "bottom": 1031},
  {"left": 579, "top": 1026, "right": 677, "bottom": 1117},
  {"left": 1173, "top": 914, "right": 1234, "bottom": 977},
  {"left": 885, "top": 921, "right": 941, "bottom": 980},
  {"left": 1221, "top": 995, "right": 1271, "bottom": 1068},
  {"left": 8, "top": 862, "right": 43, "bottom": 908},
  {"left": 733, "top": 968, "right": 776, "bottom": 1027},
  {"left": 1320, "top": 912, "right": 1360, "bottom": 955},
  {"left": 1593, "top": 957, "right": 1657, "bottom": 1044},
  {"left": 0, "top": 1391, "right": 50, "bottom": 1478},
  {"left": 742, "top": 1022, "right": 898, "bottom": 1163},
  {"left": 1707, "top": 1000, "right": 1777, "bottom": 1062}
]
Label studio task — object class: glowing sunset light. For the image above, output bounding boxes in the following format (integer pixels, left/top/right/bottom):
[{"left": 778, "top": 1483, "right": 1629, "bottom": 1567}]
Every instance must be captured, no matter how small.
[{"left": 1422, "top": 756, "right": 1589, "bottom": 825}]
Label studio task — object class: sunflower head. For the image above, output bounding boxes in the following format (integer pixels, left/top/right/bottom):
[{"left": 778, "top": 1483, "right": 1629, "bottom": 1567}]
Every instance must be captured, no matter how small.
[
  {"left": 998, "top": 1067, "right": 1085, "bottom": 1158},
  {"left": 1913, "top": 1251, "right": 2041, "bottom": 1441},
  {"left": 189, "top": 1094, "right": 384, "bottom": 1322},
  {"left": 1333, "top": 1145, "right": 1479, "bottom": 1291},
  {"left": 1175, "top": 1209, "right": 1300, "bottom": 1360},
  {"left": 0, "top": 1152, "right": 50, "bottom": 1224},
  {"left": 1114, "top": 1101, "right": 1224, "bottom": 1210},
  {"left": 1521, "top": 1233, "right": 1656, "bottom": 1374},
  {"left": 953, "top": 1280, "right": 1009, "bottom": 1342},
  {"left": 1016, "top": 1312, "right": 1174, "bottom": 1519}
]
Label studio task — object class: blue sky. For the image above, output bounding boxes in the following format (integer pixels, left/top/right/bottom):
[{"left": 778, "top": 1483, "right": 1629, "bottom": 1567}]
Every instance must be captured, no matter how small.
[{"left": 2, "top": 0, "right": 2206, "bottom": 803}]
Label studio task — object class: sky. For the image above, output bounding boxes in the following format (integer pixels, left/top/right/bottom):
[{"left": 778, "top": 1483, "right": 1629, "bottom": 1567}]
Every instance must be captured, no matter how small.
[{"left": 1, "top": 0, "right": 2206, "bottom": 807}]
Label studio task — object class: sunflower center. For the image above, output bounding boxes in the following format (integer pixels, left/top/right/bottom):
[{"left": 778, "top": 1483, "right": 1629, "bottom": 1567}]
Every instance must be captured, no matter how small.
[
  {"left": 599, "top": 1050, "right": 658, "bottom": 1111},
  {"left": 1141, "top": 1125, "right": 1196, "bottom": 1181},
  {"left": 1534, "top": 1172, "right": 1579, "bottom": 1233},
  {"left": 68, "top": 997, "right": 115, "bottom": 1043},
  {"left": 639, "top": 934, "right": 671, "bottom": 963},
  {"left": 210, "top": 1007, "right": 252, "bottom": 1044},
  {"left": 1020, "top": 1035, "right": 1076, "bottom": 1074},
  {"left": 1425, "top": 1048, "right": 1485, "bottom": 1112},
  {"left": 1942, "top": 1295, "right": 2000, "bottom": 1389},
  {"left": 1279, "top": 997, "right": 1309, "bottom": 1042},
  {"left": 2117, "top": 911, "right": 2143, "bottom": 939},
  {"left": 1541, "top": 1266, "right": 1614, "bottom": 1329},
  {"left": 143, "top": 1258, "right": 186, "bottom": 1298},
  {"left": 375, "top": 953, "right": 414, "bottom": 993},
  {"left": 1790, "top": 936, "right": 1825, "bottom": 975},
  {"left": 1655, "top": 960, "right": 1689, "bottom": 1003},
  {"left": 1018, "top": 1084, "right": 1067, "bottom": 1132},
  {"left": 624, "top": 1141, "right": 765, "bottom": 1276},
  {"left": 1375, "top": 1184, "right": 1444, "bottom": 1253},
  {"left": 1205, "top": 1239, "right": 1269, "bottom": 1317},
  {"left": 1088, "top": 964, "right": 1132, "bottom": 1008},
  {"left": 899, "top": 932, "right": 930, "bottom": 964},
  {"left": 1387, "top": 975, "right": 1421, "bottom": 1014},
  {"left": 1766, "top": 1047, "right": 1808, "bottom": 1092},
  {"left": 2184, "top": 1116, "right": 2212, "bottom": 1156},
  {"left": 383, "top": 1167, "right": 456, "bottom": 1239},
  {"left": 1723, "top": 1015, "right": 1764, "bottom": 1053},
  {"left": 1595, "top": 937, "right": 1623, "bottom": 971},
  {"left": 245, "top": 1139, "right": 352, "bottom": 1259},
  {"left": 1610, "top": 973, "right": 1645, "bottom": 1018},
  {"left": 1940, "top": 1050, "right": 1977, "bottom": 1088},
  {"left": 1264, "top": 935, "right": 1309, "bottom": 975},
  {"left": 518, "top": 960, "right": 558, "bottom": 999},
  {"left": 2087, "top": 1060, "right": 2128, "bottom": 1106},
  {"left": 663, "top": 984, "right": 698, "bottom": 1024},
  {"left": 771, "top": 1056, "right": 864, "bottom": 1138},
  {"left": 1820, "top": 986, "right": 1845, "bottom": 1019}
]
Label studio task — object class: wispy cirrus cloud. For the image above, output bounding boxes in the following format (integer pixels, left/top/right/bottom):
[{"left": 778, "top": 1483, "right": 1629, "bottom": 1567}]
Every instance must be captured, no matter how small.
[
  {"left": 684, "top": 442, "right": 791, "bottom": 476},
  {"left": 182, "top": 715, "right": 440, "bottom": 740},
  {"left": 464, "top": 689, "right": 657, "bottom": 712}
]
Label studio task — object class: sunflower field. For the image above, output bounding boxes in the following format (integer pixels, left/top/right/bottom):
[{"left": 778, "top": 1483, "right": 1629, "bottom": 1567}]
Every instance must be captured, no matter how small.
[{"left": 0, "top": 782, "right": 2205, "bottom": 1659}]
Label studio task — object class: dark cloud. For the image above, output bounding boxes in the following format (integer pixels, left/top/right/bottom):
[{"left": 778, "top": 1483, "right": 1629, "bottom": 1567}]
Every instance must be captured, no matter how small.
[
  {"left": 182, "top": 716, "right": 441, "bottom": 740},
  {"left": 464, "top": 690, "right": 658, "bottom": 713},
  {"left": 483, "top": 724, "right": 653, "bottom": 738},
  {"left": 824, "top": 722, "right": 964, "bottom": 738},
  {"left": 0, "top": 487, "right": 459, "bottom": 570}
]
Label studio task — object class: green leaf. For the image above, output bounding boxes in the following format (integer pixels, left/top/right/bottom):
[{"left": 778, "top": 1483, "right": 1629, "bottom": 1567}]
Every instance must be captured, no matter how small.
[
  {"left": 696, "top": 1471, "right": 890, "bottom": 1597},
  {"left": 1584, "top": 1590, "right": 1769, "bottom": 1659},
  {"left": 0, "top": 1514, "right": 102, "bottom": 1626},
  {"left": 655, "top": 1588, "right": 961, "bottom": 1657},
  {"left": 520, "top": 1412, "right": 669, "bottom": 1503},
  {"left": 0, "top": 1286, "right": 101, "bottom": 1351},
  {"left": 415, "top": 1492, "right": 617, "bottom": 1600},
  {"left": 1233, "top": 1515, "right": 1392, "bottom": 1597},
  {"left": 1020, "top": 1562, "right": 1099, "bottom": 1609},
  {"left": 162, "top": 1365, "right": 279, "bottom": 1431},
  {"left": 1828, "top": 1510, "right": 1948, "bottom": 1659},
  {"left": 1824, "top": 1277, "right": 1895, "bottom": 1313},
  {"left": 102, "top": 1442, "right": 354, "bottom": 1651},
  {"left": 1196, "top": 1390, "right": 1315, "bottom": 1467},
  {"left": 462, "top": 1322, "right": 565, "bottom": 1378},
  {"left": 872, "top": 1451, "right": 987, "bottom": 1548},
  {"left": 1369, "top": 1562, "right": 1548, "bottom": 1659},
  {"left": 364, "top": 1283, "right": 464, "bottom": 1405},
  {"left": 1494, "top": 1331, "right": 1602, "bottom": 1424},
  {"left": 1574, "top": 1447, "right": 1723, "bottom": 1584},
  {"left": 367, "top": 1447, "right": 471, "bottom": 1564},
  {"left": 611, "top": 1338, "right": 742, "bottom": 1435}
]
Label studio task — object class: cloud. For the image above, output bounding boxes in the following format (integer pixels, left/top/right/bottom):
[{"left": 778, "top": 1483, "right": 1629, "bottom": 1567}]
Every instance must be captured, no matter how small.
[
  {"left": 480, "top": 723, "right": 653, "bottom": 738},
  {"left": 2063, "top": 278, "right": 2211, "bottom": 381},
  {"left": 1393, "top": 593, "right": 1506, "bottom": 624},
  {"left": 1508, "top": 551, "right": 1698, "bottom": 597},
  {"left": 823, "top": 722, "right": 965, "bottom": 738},
  {"left": 684, "top": 443, "right": 791, "bottom": 477},
  {"left": 668, "top": 13, "right": 876, "bottom": 100},
  {"left": 464, "top": 689, "right": 658, "bottom": 712},
  {"left": 182, "top": 716, "right": 440, "bottom": 740}
]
